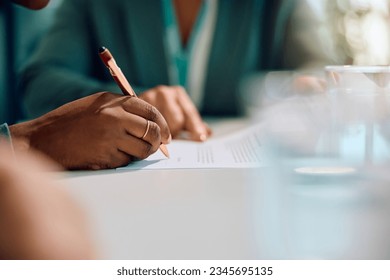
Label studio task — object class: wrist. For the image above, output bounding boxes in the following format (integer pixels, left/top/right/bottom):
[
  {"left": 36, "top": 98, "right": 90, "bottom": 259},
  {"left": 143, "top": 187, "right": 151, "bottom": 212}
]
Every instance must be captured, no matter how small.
[{"left": 8, "top": 121, "right": 34, "bottom": 152}]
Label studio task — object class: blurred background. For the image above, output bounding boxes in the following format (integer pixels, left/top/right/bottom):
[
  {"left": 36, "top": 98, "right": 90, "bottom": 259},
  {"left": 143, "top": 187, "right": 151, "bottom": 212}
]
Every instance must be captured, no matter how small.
[
  {"left": 328, "top": 0, "right": 390, "bottom": 65},
  {"left": 1, "top": 0, "right": 390, "bottom": 260},
  {"left": 1, "top": 0, "right": 390, "bottom": 123},
  {"left": 299, "top": 0, "right": 390, "bottom": 65},
  {"left": 0, "top": 0, "right": 62, "bottom": 124}
]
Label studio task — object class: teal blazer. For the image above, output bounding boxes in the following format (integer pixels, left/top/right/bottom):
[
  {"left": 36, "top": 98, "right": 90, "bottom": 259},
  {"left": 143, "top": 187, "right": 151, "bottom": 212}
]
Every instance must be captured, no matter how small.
[{"left": 21, "top": 0, "right": 297, "bottom": 117}]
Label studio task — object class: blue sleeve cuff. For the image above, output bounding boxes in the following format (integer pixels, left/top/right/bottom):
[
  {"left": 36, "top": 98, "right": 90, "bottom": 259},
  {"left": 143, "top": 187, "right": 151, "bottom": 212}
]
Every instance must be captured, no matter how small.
[
  {"left": 0, "top": 123, "right": 11, "bottom": 141},
  {"left": 0, "top": 123, "right": 14, "bottom": 150},
  {"left": 0, "top": 123, "right": 14, "bottom": 151}
]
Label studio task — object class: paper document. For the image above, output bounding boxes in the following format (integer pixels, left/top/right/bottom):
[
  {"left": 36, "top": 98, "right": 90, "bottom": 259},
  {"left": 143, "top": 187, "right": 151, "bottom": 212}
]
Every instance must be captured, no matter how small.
[{"left": 119, "top": 124, "right": 267, "bottom": 170}]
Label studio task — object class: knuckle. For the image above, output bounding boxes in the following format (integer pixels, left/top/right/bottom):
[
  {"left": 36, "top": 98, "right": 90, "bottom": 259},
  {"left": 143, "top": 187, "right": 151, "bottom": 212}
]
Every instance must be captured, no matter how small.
[
  {"left": 97, "top": 91, "right": 111, "bottom": 98},
  {"left": 115, "top": 154, "right": 132, "bottom": 167},
  {"left": 174, "top": 113, "right": 185, "bottom": 127},
  {"left": 148, "top": 122, "right": 161, "bottom": 141},
  {"left": 159, "top": 90, "right": 172, "bottom": 102},
  {"left": 173, "top": 85, "right": 185, "bottom": 93},
  {"left": 99, "top": 91, "right": 118, "bottom": 102},
  {"left": 126, "top": 95, "right": 140, "bottom": 107},
  {"left": 155, "top": 85, "right": 168, "bottom": 92},
  {"left": 139, "top": 143, "right": 154, "bottom": 159},
  {"left": 145, "top": 104, "right": 159, "bottom": 122},
  {"left": 169, "top": 119, "right": 184, "bottom": 136},
  {"left": 139, "top": 91, "right": 153, "bottom": 103}
]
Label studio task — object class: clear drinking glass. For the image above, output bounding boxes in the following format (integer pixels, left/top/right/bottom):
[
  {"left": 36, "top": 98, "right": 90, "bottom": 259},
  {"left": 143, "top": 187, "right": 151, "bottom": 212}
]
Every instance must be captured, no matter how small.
[
  {"left": 251, "top": 66, "right": 390, "bottom": 259},
  {"left": 325, "top": 65, "right": 390, "bottom": 164}
]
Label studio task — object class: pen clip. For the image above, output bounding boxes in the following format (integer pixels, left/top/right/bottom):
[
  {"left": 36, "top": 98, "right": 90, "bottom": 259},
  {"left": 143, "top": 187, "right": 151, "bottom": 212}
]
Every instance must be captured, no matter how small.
[
  {"left": 106, "top": 59, "right": 135, "bottom": 96},
  {"left": 99, "top": 47, "right": 135, "bottom": 97},
  {"left": 107, "top": 66, "right": 115, "bottom": 77}
]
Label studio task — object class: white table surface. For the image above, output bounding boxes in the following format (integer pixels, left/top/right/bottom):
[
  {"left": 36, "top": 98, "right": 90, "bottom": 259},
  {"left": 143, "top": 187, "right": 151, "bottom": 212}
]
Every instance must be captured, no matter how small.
[{"left": 61, "top": 118, "right": 390, "bottom": 259}]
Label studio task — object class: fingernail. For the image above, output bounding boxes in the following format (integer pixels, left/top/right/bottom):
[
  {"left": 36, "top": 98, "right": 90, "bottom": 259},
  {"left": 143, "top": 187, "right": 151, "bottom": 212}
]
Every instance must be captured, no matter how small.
[
  {"left": 199, "top": 133, "right": 207, "bottom": 142},
  {"left": 168, "top": 134, "right": 172, "bottom": 143}
]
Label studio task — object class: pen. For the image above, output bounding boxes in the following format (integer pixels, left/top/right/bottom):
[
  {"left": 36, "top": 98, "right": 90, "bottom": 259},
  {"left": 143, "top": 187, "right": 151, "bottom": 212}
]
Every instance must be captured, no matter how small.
[{"left": 99, "top": 46, "right": 170, "bottom": 158}]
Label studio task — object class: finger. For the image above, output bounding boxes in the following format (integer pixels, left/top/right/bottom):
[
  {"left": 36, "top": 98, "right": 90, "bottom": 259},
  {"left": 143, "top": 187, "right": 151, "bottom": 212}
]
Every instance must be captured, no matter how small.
[
  {"left": 112, "top": 151, "right": 133, "bottom": 168},
  {"left": 140, "top": 86, "right": 185, "bottom": 137},
  {"left": 118, "top": 111, "right": 152, "bottom": 139},
  {"left": 117, "top": 132, "right": 159, "bottom": 160},
  {"left": 157, "top": 89, "right": 186, "bottom": 137},
  {"left": 122, "top": 98, "right": 171, "bottom": 144},
  {"left": 138, "top": 88, "right": 157, "bottom": 104},
  {"left": 117, "top": 112, "right": 162, "bottom": 150},
  {"left": 204, "top": 122, "right": 213, "bottom": 137},
  {"left": 136, "top": 119, "right": 162, "bottom": 149},
  {"left": 93, "top": 150, "right": 133, "bottom": 170},
  {"left": 175, "top": 86, "right": 210, "bottom": 141}
]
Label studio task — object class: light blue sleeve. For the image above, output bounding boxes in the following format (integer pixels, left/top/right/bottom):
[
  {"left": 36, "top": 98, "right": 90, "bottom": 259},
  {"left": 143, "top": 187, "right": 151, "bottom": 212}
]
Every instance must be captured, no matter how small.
[
  {"left": 0, "top": 123, "right": 11, "bottom": 141},
  {"left": 0, "top": 123, "right": 14, "bottom": 151}
]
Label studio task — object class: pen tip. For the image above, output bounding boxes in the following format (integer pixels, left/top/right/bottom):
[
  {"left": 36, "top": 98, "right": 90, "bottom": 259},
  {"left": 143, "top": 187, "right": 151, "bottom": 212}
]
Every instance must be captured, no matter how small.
[
  {"left": 160, "top": 144, "right": 170, "bottom": 158},
  {"left": 99, "top": 46, "right": 106, "bottom": 53}
]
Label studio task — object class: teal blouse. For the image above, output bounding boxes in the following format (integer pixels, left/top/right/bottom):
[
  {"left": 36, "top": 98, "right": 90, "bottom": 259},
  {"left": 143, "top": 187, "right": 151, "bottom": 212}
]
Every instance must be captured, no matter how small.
[
  {"left": 162, "top": 0, "right": 208, "bottom": 86},
  {"left": 21, "top": 0, "right": 295, "bottom": 117}
]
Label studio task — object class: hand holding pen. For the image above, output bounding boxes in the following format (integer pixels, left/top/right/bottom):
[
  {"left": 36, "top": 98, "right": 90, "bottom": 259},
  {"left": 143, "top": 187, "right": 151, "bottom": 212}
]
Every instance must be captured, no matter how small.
[
  {"left": 10, "top": 91, "right": 171, "bottom": 169},
  {"left": 99, "top": 47, "right": 211, "bottom": 142},
  {"left": 99, "top": 47, "right": 170, "bottom": 157}
]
